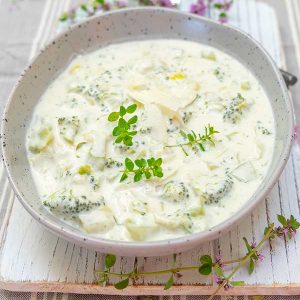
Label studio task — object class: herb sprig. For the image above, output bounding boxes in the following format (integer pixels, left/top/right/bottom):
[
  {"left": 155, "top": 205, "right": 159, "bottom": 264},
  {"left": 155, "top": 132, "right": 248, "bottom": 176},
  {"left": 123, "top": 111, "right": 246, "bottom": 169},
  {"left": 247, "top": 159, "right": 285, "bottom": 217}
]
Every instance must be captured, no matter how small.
[
  {"left": 166, "top": 124, "right": 219, "bottom": 156},
  {"left": 108, "top": 104, "right": 138, "bottom": 146},
  {"left": 120, "top": 157, "right": 163, "bottom": 182},
  {"left": 97, "top": 214, "right": 300, "bottom": 299}
]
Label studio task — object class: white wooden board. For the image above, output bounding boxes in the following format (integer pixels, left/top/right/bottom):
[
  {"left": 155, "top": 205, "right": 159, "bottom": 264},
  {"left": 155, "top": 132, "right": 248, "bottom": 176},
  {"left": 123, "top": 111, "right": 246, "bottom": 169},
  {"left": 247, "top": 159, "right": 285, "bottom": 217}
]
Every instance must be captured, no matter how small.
[{"left": 1, "top": 0, "right": 300, "bottom": 295}]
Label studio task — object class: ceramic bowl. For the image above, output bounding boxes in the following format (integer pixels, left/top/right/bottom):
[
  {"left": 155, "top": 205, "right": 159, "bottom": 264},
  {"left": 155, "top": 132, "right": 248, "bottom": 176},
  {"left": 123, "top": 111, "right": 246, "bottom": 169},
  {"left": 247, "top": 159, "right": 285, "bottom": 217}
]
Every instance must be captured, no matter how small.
[{"left": 1, "top": 7, "right": 294, "bottom": 256}]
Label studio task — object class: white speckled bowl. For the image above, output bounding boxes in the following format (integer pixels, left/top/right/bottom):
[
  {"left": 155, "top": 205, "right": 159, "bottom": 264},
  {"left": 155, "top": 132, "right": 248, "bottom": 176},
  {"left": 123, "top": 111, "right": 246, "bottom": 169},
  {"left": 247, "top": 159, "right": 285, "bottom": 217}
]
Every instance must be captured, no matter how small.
[{"left": 1, "top": 7, "right": 294, "bottom": 256}]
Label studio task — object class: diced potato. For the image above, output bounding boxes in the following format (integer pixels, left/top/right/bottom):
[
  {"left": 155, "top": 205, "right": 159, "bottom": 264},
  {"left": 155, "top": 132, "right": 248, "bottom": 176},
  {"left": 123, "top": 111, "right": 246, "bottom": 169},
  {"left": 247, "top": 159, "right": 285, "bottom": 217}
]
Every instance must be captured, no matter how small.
[
  {"left": 79, "top": 208, "right": 115, "bottom": 234},
  {"left": 125, "top": 217, "right": 157, "bottom": 241}
]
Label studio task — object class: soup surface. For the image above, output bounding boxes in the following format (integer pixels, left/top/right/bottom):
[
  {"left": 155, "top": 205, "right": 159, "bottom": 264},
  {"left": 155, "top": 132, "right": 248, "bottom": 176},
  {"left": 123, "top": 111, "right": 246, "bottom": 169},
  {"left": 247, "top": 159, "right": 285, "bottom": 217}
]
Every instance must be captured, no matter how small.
[{"left": 26, "top": 39, "right": 274, "bottom": 242}]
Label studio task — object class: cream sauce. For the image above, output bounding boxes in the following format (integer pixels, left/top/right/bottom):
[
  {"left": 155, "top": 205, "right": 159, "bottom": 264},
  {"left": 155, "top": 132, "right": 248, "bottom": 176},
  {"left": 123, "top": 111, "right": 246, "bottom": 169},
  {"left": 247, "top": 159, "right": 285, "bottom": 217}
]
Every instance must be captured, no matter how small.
[{"left": 26, "top": 39, "right": 274, "bottom": 242}]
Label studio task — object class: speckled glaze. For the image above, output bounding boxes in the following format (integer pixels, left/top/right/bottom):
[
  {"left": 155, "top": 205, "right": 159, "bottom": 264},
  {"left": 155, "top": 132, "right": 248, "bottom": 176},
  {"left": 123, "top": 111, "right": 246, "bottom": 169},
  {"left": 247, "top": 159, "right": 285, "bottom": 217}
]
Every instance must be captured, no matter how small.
[{"left": 1, "top": 8, "right": 294, "bottom": 257}]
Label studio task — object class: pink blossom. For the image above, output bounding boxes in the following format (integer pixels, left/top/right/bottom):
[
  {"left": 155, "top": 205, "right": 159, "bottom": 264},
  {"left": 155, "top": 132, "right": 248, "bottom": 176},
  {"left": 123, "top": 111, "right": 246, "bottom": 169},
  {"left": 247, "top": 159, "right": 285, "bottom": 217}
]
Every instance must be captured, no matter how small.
[
  {"left": 294, "top": 124, "right": 299, "bottom": 141},
  {"left": 158, "top": 0, "right": 173, "bottom": 7},
  {"left": 116, "top": 0, "right": 128, "bottom": 8},
  {"left": 190, "top": 0, "right": 207, "bottom": 16}
]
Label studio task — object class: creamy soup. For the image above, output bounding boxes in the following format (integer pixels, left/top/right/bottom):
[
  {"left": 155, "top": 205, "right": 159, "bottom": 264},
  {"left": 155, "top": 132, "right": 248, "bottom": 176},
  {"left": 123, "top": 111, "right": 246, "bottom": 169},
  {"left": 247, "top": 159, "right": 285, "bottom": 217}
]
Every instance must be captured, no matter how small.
[{"left": 26, "top": 40, "right": 274, "bottom": 242}]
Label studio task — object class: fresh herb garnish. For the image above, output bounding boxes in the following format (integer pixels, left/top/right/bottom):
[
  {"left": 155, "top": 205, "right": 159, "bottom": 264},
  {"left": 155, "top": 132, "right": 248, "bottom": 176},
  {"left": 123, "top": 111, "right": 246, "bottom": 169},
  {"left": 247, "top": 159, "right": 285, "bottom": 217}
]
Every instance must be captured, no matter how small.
[
  {"left": 97, "top": 214, "right": 300, "bottom": 299},
  {"left": 166, "top": 124, "right": 219, "bottom": 156},
  {"left": 120, "top": 157, "right": 163, "bottom": 182},
  {"left": 108, "top": 104, "right": 138, "bottom": 147}
]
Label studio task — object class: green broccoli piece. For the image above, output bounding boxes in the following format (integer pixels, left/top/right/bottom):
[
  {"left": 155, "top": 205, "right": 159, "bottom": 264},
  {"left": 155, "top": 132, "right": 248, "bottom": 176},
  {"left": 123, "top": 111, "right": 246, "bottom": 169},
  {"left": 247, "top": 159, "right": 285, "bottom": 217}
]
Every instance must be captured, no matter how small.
[
  {"left": 202, "top": 176, "right": 233, "bottom": 205},
  {"left": 43, "top": 190, "right": 104, "bottom": 215},
  {"left": 223, "top": 93, "right": 248, "bottom": 124},
  {"left": 162, "top": 181, "right": 190, "bottom": 203}
]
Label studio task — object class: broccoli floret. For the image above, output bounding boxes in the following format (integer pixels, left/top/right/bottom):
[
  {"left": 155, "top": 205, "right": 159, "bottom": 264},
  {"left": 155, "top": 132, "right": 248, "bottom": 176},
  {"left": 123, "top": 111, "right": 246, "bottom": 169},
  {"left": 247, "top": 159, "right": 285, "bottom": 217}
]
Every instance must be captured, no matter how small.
[
  {"left": 223, "top": 93, "right": 248, "bottom": 124},
  {"left": 202, "top": 176, "right": 233, "bottom": 205},
  {"left": 162, "top": 181, "right": 190, "bottom": 203},
  {"left": 43, "top": 190, "right": 104, "bottom": 215},
  {"left": 58, "top": 116, "right": 80, "bottom": 143}
]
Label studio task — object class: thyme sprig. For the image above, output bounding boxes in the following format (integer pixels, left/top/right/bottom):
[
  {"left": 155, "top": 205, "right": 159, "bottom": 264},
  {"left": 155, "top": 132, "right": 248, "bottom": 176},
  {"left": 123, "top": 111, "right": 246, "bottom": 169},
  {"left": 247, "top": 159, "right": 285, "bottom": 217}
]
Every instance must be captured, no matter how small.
[
  {"left": 120, "top": 157, "right": 163, "bottom": 182},
  {"left": 108, "top": 104, "right": 138, "bottom": 147},
  {"left": 96, "top": 214, "right": 300, "bottom": 298},
  {"left": 166, "top": 124, "right": 219, "bottom": 156}
]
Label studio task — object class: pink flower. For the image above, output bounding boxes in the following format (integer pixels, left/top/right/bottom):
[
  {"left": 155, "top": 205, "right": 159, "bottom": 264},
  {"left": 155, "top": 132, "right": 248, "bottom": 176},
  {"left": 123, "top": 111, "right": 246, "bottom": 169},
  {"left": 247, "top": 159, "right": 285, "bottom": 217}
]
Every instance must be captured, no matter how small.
[
  {"left": 158, "top": 0, "right": 173, "bottom": 7},
  {"left": 294, "top": 124, "right": 299, "bottom": 141},
  {"left": 190, "top": 0, "right": 207, "bottom": 16}
]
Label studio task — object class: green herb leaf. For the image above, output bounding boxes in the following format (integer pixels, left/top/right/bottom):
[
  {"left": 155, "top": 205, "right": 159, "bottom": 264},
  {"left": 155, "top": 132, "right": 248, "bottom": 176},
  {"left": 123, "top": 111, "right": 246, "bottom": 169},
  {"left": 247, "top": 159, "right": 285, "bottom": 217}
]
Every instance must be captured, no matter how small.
[
  {"left": 198, "top": 263, "right": 212, "bottom": 275},
  {"left": 164, "top": 275, "right": 174, "bottom": 290},
  {"left": 108, "top": 104, "right": 138, "bottom": 147},
  {"left": 119, "top": 106, "right": 126, "bottom": 117},
  {"left": 277, "top": 214, "right": 287, "bottom": 226},
  {"left": 108, "top": 112, "right": 120, "bottom": 122},
  {"left": 200, "top": 255, "right": 212, "bottom": 266},
  {"left": 166, "top": 124, "right": 219, "bottom": 155},
  {"left": 121, "top": 157, "right": 163, "bottom": 183},
  {"left": 125, "top": 158, "right": 134, "bottom": 171},
  {"left": 214, "top": 264, "right": 224, "bottom": 277},
  {"left": 114, "top": 277, "right": 129, "bottom": 290},
  {"left": 243, "top": 237, "right": 252, "bottom": 253},
  {"left": 126, "top": 104, "right": 137, "bottom": 113},
  {"left": 248, "top": 258, "right": 255, "bottom": 274},
  {"left": 105, "top": 254, "right": 116, "bottom": 268},
  {"left": 231, "top": 280, "right": 245, "bottom": 286}
]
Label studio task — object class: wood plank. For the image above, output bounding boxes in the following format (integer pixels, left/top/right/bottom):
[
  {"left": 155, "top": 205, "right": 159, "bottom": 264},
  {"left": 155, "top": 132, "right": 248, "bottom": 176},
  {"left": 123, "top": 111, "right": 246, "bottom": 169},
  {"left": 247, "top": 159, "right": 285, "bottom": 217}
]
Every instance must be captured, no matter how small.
[{"left": 1, "top": 282, "right": 300, "bottom": 296}]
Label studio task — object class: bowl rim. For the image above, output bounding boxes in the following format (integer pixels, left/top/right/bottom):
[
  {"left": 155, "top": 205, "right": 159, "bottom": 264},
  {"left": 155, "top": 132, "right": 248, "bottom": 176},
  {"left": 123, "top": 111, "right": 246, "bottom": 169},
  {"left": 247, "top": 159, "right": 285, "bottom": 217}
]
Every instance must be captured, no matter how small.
[{"left": 1, "top": 6, "right": 294, "bottom": 255}]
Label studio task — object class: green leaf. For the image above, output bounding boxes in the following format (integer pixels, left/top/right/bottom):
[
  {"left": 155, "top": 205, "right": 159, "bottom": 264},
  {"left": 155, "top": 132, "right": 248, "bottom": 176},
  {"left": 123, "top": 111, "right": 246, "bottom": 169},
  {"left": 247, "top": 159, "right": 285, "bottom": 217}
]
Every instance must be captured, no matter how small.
[
  {"left": 198, "top": 143, "right": 205, "bottom": 152},
  {"left": 164, "top": 275, "right": 174, "bottom": 290},
  {"left": 114, "top": 277, "right": 129, "bottom": 290},
  {"left": 108, "top": 112, "right": 120, "bottom": 122},
  {"left": 134, "top": 172, "right": 142, "bottom": 182},
  {"left": 125, "top": 158, "right": 134, "bottom": 171},
  {"left": 128, "top": 130, "right": 137, "bottom": 136},
  {"left": 113, "top": 126, "right": 123, "bottom": 136},
  {"left": 59, "top": 12, "right": 69, "bottom": 22},
  {"left": 290, "top": 215, "right": 300, "bottom": 229},
  {"left": 145, "top": 171, "right": 151, "bottom": 179},
  {"left": 128, "top": 115, "right": 138, "bottom": 125},
  {"left": 180, "top": 130, "right": 187, "bottom": 138},
  {"left": 105, "top": 254, "right": 116, "bottom": 268},
  {"left": 248, "top": 258, "right": 255, "bottom": 274},
  {"left": 115, "top": 135, "right": 124, "bottom": 144},
  {"left": 156, "top": 158, "right": 163, "bottom": 166},
  {"left": 200, "top": 255, "right": 212, "bottom": 266},
  {"left": 214, "top": 265, "right": 224, "bottom": 277},
  {"left": 277, "top": 214, "right": 287, "bottom": 226},
  {"left": 120, "top": 173, "right": 128, "bottom": 182},
  {"left": 231, "top": 280, "right": 245, "bottom": 286},
  {"left": 243, "top": 237, "right": 252, "bottom": 253},
  {"left": 187, "top": 133, "right": 194, "bottom": 142},
  {"left": 118, "top": 118, "right": 127, "bottom": 128},
  {"left": 198, "top": 263, "right": 212, "bottom": 275},
  {"left": 126, "top": 104, "right": 137, "bottom": 114},
  {"left": 123, "top": 136, "right": 133, "bottom": 146},
  {"left": 119, "top": 106, "right": 126, "bottom": 117}
]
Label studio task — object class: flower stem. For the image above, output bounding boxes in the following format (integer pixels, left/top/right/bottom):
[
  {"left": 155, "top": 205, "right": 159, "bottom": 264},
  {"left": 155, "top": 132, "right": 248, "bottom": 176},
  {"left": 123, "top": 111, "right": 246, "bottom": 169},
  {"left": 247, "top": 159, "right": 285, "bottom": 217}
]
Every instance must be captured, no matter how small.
[{"left": 208, "top": 224, "right": 274, "bottom": 300}]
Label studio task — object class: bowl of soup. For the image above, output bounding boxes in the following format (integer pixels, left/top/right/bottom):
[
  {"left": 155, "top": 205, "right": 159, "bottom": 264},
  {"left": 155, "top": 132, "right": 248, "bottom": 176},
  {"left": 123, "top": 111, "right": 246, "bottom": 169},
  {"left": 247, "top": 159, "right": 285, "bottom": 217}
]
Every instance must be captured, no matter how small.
[{"left": 1, "top": 7, "right": 294, "bottom": 256}]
